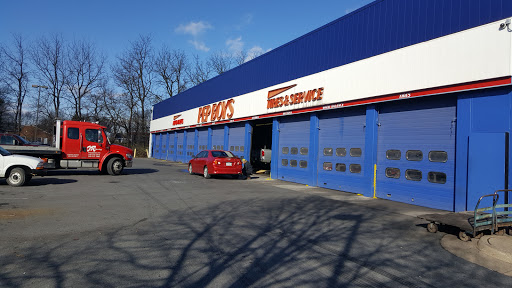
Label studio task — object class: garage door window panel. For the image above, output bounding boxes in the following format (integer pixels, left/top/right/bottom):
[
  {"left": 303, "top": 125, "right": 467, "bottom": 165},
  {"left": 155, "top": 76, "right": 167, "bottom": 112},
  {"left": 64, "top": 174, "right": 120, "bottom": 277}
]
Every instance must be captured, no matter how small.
[
  {"left": 336, "top": 148, "right": 346, "bottom": 157},
  {"left": 428, "top": 171, "right": 447, "bottom": 184},
  {"left": 405, "top": 169, "right": 422, "bottom": 181},
  {"left": 349, "top": 164, "right": 361, "bottom": 173},
  {"left": 406, "top": 150, "right": 423, "bottom": 161},
  {"left": 350, "top": 148, "right": 362, "bottom": 157},
  {"left": 336, "top": 163, "right": 346, "bottom": 172},
  {"left": 323, "top": 162, "right": 333, "bottom": 171},
  {"left": 385, "top": 167, "right": 400, "bottom": 179},
  {"left": 429, "top": 151, "right": 448, "bottom": 163},
  {"left": 386, "top": 150, "right": 401, "bottom": 160}
]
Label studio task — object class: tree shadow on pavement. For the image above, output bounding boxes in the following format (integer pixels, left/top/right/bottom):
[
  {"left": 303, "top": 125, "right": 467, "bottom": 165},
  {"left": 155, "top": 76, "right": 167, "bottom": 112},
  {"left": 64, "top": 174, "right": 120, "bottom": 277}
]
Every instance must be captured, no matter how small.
[{"left": 0, "top": 196, "right": 510, "bottom": 287}]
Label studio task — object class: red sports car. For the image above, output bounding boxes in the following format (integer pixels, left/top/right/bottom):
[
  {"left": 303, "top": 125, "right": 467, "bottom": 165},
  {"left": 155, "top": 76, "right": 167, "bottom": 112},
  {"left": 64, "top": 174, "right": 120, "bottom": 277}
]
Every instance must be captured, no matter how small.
[{"left": 188, "top": 150, "right": 242, "bottom": 178}]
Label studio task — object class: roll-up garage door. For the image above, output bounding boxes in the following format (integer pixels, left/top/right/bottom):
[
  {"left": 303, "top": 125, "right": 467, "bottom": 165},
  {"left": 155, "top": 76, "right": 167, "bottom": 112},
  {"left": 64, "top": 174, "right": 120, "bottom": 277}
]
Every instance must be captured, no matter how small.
[
  {"left": 376, "top": 96, "right": 456, "bottom": 211},
  {"left": 161, "top": 133, "right": 168, "bottom": 160},
  {"left": 278, "top": 114, "right": 311, "bottom": 185},
  {"left": 185, "top": 129, "right": 196, "bottom": 163},
  {"left": 212, "top": 126, "right": 225, "bottom": 151},
  {"left": 177, "top": 131, "right": 185, "bottom": 163},
  {"left": 197, "top": 128, "right": 209, "bottom": 152},
  {"left": 317, "top": 107, "right": 366, "bottom": 194},
  {"left": 151, "top": 134, "right": 157, "bottom": 158},
  {"left": 167, "top": 132, "right": 177, "bottom": 161},
  {"left": 228, "top": 123, "right": 245, "bottom": 158},
  {"left": 154, "top": 133, "right": 162, "bottom": 159}
]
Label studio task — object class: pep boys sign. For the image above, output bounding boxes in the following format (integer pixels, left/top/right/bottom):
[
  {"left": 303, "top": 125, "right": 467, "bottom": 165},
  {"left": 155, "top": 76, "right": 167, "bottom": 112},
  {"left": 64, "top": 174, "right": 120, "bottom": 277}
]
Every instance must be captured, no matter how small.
[{"left": 197, "top": 99, "right": 235, "bottom": 124}]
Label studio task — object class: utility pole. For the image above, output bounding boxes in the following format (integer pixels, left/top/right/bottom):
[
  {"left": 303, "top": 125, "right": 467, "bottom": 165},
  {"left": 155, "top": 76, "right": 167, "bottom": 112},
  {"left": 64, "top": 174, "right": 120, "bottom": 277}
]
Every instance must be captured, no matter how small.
[{"left": 32, "top": 84, "right": 48, "bottom": 142}]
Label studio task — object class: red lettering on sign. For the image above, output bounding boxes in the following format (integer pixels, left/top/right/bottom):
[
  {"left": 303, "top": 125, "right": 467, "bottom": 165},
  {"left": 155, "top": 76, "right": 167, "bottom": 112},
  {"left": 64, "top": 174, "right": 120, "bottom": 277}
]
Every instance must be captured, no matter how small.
[
  {"left": 197, "top": 99, "right": 236, "bottom": 124},
  {"left": 266, "top": 86, "right": 324, "bottom": 110}
]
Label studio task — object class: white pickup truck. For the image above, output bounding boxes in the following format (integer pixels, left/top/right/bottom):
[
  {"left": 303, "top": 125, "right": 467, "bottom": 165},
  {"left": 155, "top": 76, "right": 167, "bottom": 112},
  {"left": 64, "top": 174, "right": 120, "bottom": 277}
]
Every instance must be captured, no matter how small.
[{"left": 0, "top": 146, "right": 45, "bottom": 186}]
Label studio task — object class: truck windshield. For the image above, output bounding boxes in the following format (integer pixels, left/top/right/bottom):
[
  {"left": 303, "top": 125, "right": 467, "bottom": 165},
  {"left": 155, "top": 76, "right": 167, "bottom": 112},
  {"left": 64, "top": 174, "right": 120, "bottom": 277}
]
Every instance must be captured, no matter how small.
[
  {"left": 17, "top": 135, "right": 31, "bottom": 145},
  {"left": 0, "top": 146, "right": 11, "bottom": 156}
]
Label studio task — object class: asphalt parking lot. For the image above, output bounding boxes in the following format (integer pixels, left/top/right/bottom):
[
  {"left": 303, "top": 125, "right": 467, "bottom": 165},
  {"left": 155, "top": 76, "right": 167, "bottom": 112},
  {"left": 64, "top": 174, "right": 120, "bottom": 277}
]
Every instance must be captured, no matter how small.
[{"left": 1, "top": 158, "right": 511, "bottom": 287}]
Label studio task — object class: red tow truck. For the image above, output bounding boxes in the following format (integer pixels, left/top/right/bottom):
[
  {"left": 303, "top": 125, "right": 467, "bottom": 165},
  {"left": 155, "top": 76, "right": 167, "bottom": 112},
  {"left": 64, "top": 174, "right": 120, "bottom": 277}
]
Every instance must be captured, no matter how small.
[{"left": 0, "top": 120, "right": 133, "bottom": 175}]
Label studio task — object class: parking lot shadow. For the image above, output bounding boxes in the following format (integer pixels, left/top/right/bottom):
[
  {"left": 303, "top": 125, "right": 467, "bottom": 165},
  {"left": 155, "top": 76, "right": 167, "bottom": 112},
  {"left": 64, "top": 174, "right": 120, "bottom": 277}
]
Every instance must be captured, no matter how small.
[
  {"left": 45, "top": 168, "right": 158, "bottom": 176},
  {"left": 0, "top": 178, "right": 78, "bottom": 186}
]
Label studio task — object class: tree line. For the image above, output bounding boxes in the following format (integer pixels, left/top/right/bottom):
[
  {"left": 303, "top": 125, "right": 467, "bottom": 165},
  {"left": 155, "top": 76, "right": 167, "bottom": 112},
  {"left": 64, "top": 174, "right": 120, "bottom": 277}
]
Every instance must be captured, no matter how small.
[{"left": 0, "top": 33, "right": 262, "bottom": 154}]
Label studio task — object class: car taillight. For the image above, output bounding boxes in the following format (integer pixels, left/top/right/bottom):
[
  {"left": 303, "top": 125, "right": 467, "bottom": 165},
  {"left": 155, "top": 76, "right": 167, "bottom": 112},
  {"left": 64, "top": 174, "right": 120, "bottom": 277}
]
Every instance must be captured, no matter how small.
[{"left": 261, "top": 150, "right": 265, "bottom": 157}]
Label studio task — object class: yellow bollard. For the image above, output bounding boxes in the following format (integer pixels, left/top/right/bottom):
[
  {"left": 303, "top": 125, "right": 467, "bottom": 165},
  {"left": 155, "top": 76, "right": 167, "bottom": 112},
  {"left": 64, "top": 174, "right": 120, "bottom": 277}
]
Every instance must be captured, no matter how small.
[{"left": 373, "top": 164, "right": 377, "bottom": 199}]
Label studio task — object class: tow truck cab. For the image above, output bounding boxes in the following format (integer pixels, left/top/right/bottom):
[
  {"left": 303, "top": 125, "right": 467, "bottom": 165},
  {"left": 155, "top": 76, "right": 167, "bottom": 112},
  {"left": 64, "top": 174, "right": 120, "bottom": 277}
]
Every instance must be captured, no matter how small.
[{"left": 57, "top": 120, "right": 133, "bottom": 175}]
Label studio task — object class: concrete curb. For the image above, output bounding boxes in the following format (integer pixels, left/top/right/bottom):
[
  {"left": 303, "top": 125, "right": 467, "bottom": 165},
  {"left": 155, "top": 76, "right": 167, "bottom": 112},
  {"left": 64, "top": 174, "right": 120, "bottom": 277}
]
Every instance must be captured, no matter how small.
[
  {"left": 477, "top": 235, "right": 512, "bottom": 265},
  {"left": 441, "top": 234, "right": 512, "bottom": 276}
]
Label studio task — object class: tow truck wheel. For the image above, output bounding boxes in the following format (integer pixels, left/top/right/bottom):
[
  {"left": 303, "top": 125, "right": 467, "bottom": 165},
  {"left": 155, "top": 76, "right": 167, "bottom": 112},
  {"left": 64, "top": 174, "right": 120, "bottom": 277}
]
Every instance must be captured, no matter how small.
[
  {"left": 107, "top": 157, "right": 124, "bottom": 176},
  {"left": 6, "top": 168, "right": 26, "bottom": 187}
]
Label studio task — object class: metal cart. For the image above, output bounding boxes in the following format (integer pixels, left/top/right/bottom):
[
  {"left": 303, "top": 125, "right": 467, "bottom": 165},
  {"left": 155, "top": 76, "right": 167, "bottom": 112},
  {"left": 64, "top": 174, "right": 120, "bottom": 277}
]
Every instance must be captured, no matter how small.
[{"left": 418, "top": 190, "right": 512, "bottom": 241}]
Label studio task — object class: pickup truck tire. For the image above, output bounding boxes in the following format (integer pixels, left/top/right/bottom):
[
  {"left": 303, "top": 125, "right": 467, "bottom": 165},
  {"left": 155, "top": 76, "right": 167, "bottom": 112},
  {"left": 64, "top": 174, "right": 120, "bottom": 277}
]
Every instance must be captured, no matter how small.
[
  {"left": 107, "top": 157, "right": 124, "bottom": 176},
  {"left": 6, "top": 168, "right": 26, "bottom": 187}
]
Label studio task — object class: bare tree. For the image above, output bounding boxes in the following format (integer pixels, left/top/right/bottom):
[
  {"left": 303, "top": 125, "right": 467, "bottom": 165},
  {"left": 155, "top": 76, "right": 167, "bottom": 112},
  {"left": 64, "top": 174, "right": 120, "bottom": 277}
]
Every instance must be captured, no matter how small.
[
  {"left": 31, "top": 34, "right": 67, "bottom": 119},
  {"left": 208, "top": 51, "right": 234, "bottom": 75},
  {"left": 0, "top": 86, "right": 9, "bottom": 132},
  {"left": 234, "top": 49, "right": 265, "bottom": 66},
  {"left": 234, "top": 50, "right": 248, "bottom": 66},
  {"left": 66, "top": 39, "right": 105, "bottom": 120},
  {"left": 112, "top": 35, "right": 155, "bottom": 147},
  {"left": 99, "top": 82, "right": 126, "bottom": 143},
  {"left": 187, "top": 54, "right": 212, "bottom": 86},
  {"left": 0, "top": 34, "right": 30, "bottom": 133},
  {"left": 154, "top": 47, "right": 188, "bottom": 99},
  {"left": 112, "top": 62, "right": 137, "bottom": 146}
]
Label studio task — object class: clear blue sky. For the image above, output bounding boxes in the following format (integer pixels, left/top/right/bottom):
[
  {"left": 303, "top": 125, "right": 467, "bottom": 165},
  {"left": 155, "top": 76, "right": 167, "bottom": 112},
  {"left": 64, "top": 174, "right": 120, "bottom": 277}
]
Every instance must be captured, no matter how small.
[{"left": 0, "top": 0, "right": 373, "bottom": 61}]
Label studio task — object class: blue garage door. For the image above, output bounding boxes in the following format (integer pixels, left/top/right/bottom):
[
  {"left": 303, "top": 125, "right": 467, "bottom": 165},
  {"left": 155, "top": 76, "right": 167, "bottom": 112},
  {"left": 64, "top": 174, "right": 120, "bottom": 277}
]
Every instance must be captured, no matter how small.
[
  {"left": 376, "top": 96, "right": 456, "bottom": 211},
  {"left": 151, "top": 134, "right": 156, "bottom": 158},
  {"left": 197, "top": 128, "right": 209, "bottom": 152},
  {"left": 177, "top": 131, "right": 185, "bottom": 163},
  {"left": 228, "top": 123, "right": 245, "bottom": 158},
  {"left": 185, "top": 129, "right": 196, "bottom": 163},
  {"left": 161, "top": 133, "right": 168, "bottom": 160},
  {"left": 317, "top": 107, "right": 367, "bottom": 194},
  {"left": 154, "top": 133, "right": 162, "bottom": 159},
  {"left": 212, "top": 126, "right": 225, "bottom": 150},
  {"left": 277, "top": 114, "right": 311, "bottom": 185},
  {"left": 167, "top": 132, "right": 177, "bottom": 161}
]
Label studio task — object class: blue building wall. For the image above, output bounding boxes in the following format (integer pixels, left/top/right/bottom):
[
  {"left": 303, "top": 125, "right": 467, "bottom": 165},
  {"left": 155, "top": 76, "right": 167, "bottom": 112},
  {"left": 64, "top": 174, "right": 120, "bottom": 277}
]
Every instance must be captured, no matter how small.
[
  {"left": 455, "top": 86, "right": 512, "bottom": 211},
  {"left": 153, "top": 0, "right": 512, "bottom": 120}
]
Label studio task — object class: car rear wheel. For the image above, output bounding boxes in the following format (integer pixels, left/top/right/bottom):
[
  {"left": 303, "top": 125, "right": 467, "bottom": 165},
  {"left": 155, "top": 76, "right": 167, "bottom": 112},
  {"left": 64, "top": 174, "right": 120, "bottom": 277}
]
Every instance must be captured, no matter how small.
[
  {"left": 203, "top": 166, "right": 211, "bottom": 179},
  {"left": 6, "top": 168, "right": 26, "bottom": 187}
]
